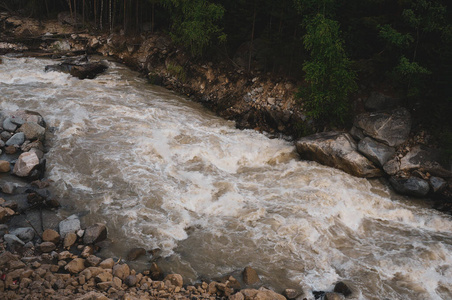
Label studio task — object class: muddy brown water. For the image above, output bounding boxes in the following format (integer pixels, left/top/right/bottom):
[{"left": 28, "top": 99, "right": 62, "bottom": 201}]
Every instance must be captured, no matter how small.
[{"left": 1, "top": 56, "right": 452, "bottom": 299}]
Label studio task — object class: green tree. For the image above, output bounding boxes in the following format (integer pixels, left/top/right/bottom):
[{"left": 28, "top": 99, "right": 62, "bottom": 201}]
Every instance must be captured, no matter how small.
[
  {"left": 300, "top": 14, "right": 357, "bottom": 125},
  {"left": 163, "top": 0, "right": 226, "bottom": 57}
]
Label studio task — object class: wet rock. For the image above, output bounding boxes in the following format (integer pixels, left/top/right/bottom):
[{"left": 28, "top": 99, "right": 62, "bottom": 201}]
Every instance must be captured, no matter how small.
[
  {"left": 65, "top": 258, "right": 86, "bottom": 273},
  {"left": 42, "top": 229, "right": 60, "bottom": 244},
  {"left": 150, "top": 262, "right": 164, "bottom": 280},
  {"left": 3, "top": 118, "right": 17, "bottom": 132},
  {"left": 229, "top": 292, "right": 245, "bottom": 300},
  {"left": 164, "top": 274, "right": 183, "bottom": 287},
  {"left": 324, "top": 292, "right": 346, "bottom": 300},
  {"left": 242, "top": 266, "right": 260, "bottom": 285},
  {"left": 357, "top": 137, "right": 395, "bottom": 167},
  {"left": 83, "top": 223, "right": 107, "bottom": 244},
  {"left": 113, "top": 264, "right": 130, "bottom": 280},
  {"left": 389, "top": 176, "right": 430, "bottom": 197},
  {"left": 99, "top": 258, "right": 115, "bottom": 269},
  {"left": 4, "top": 234, "right": 25, "bottom": 248},
  {"left": 0, "top": 207, "right": 15, "bottom": 222},
  {"left": 6, "top": 132, "right": 25, "bottom": 146},
  {"left": 0, "top": 160, "right": 10, "bottom": 172},
  {"left": 399, "top": 146, "right": 452, "bottom": 178},
  {"left": 39, "top": 242, "right": 56, "bottom": 253},
  {"left": 126, "top": 247, "right": 146, "bottom": 261},
  {"left": 0, "top": 251, "right": 19, "bottom": 266},
  {"left": 81, "top": 245, "right": 94, "bottom": 258},
  {"left": 296, "top": 132, "right": 382, "bottom": 178},
  {"left": 86, "top": 255, "right": 102, "bottom": 267},
  {"left": 284, "top": 288, "right": 300, "bottom": 299},
  {"left": 383, "top": 158, "right": 400, "bottom": 175},
  {"left": 59, "top": 215, "right": 81, "bottom": 238},
  {"left": 124, "top": 274, "right": 137, "bottom": 287},
  {"left": 242, "top": 287, "right": 286, "bottom": 300},
  {"left": 95, "top": 272, "right": 113, "bottom": 283},
  {"left": 353, "top": 108, "right": 411, "bottom": 147},
  {"left": 334, "top": 281, "right": 353, "bottom": 297},
  {"left": 10, "top": 227, "right": 35, "bottom": 243},
  {"left": 45, "top": 62, "right": 108, "bottom": 80},
  {"left": 63, "top": 232, "right": 77, "bottom": 248},
  {"left": 13, "top": 151, "right": 40, "bottom": 177},
  {"left": 18, "top": 122, "right": 46, "bottom": 141},
  {"left": 430, "top": 176, "right": 447, "bottom": 193}
]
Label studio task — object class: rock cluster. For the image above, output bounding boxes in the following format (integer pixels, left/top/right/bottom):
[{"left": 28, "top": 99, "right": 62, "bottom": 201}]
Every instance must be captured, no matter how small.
[{"left": 296, "top": 99, "right": 451, "bottom": 202}]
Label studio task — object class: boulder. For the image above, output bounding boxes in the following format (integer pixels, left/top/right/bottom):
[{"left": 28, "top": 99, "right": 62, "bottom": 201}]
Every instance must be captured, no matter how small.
[
  {"left": 334, "top": 281, "right": 353, "bottom": 297},
  {"left": 164, "top": 274, "right": 183, "bottom": 287},
  {"left": 399, "top": 146, "right": 452, "bottom": 178},
  {"left": 296, "top": 132, "right": 383, "bottom": 178},
  {"left": 65, "top": 258, "right": 86, "bottom": 273},
  {"left": 242, "top": 266, "right": 260, "bottom": 285},
  {"left": 124, "top": 275, "right": 137, "bottom": 287},
  {"left": 383, "top": 158, "right": 400, "bottom": 175},
  {"left": 126, "top": 247, "right": 146, "bottom": 261},
  {"left": 429, "top": 176, "right": 447, "bottom": 193},
  {"left": 13, "top": 151, "right": 39, "bottom": 177},
  {"left": 59, "top": 215, "right": 81, "bottom": 238},
  {"left": 357, "top": 137, "right": 395, "bottom": 167},
  {"left": 63, "top": 232, "right": 77, "bottom": 248},
  {"left": 18, "top": 122, "right": 45, "bottom": 141},
  {"left": 45, "top": 62, "right": 108, "bottom": 80},
  {"left": 353, "top": 108, "right": 411, "bottom": 147},
  {"left": 389, "top": 176, "right": 430, "bottom": 197},
  {"left": 38, "top": 242, "right": 56, "bottom": 253},
  {"left": 2, "top": 118, "right": 17, "bottom": 132},
  {"left": 6, "top": 132, "right": 25, "bottom": 146},
  {"left": 10, "top": 227, "right": 34, "bottom": 243},
  {"left": 0, "top": 207, "right": 15, "bottom": 223},
  {"left": 86, "top": 255, "right": 102, "bottom": 267},
  {"left": 99, "top": 258, "right": 114, "bottom": 269},
  {"left": 112, "top": 264, "right": 130, "bottom": 280},
  {"left": 83, "top": 223, "right": 107, "bottom": 244},
  {"left": 0, "top": 160, "right": 10, "bottom": 173},
  {"left": 42, "top": 229, "right": 60, "bottom": 244}
]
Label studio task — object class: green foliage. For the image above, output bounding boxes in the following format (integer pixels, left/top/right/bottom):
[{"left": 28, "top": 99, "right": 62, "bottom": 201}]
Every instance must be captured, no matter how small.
[
  {"left": 393, "top": 56, "right": 431, "bottom": 97},
  {"left": 166, "top": 62, "right": 186, "bottom": 82},
  {"left": 300, "top": 14, "right": 357, "bottom": 125},
  {"left": 163, "top": 0, "right": 226, "bottom": 57},
  {"left": 378, "top": 24, "right": 414, "bottom": 49}
]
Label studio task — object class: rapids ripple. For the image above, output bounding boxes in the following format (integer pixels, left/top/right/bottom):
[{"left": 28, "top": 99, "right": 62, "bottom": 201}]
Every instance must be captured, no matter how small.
[{"left": 1, "top": 56, "right": 452, "bottom": 299}]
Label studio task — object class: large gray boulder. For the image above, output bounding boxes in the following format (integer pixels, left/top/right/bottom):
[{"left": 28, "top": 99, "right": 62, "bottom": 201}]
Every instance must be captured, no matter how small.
[
  {"left": 353, "top": 108, "right": 411, "bottom": 147},
  {"left": 358, "top": 137, "right": 395, "bottom": 167},
  {"left": 399, "top": 146, "right": 452, "bottom": 178},
  {"left": 59, "top": 215, "right": 81, "bottom": 238},
  {"left": 389, "top": 176, "right": 430, "bottom": 197},
  {"left": 296, "top": 132, "right": 383, "bottom": 178}
]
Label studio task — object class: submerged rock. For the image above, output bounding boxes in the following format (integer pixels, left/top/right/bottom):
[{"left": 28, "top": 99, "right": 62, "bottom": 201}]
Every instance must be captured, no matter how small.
[
  {"left": 242, "top": 266, "right": 260, "bottom": 285},
  {"left": 45, "top": 62, "right": 108, "bottom": 79},
  {"left": 83, "top": 223, "right": 107, "bottom": 244},
  {"left": 296, "top": 131, "right": 383, "bottom": 178}
]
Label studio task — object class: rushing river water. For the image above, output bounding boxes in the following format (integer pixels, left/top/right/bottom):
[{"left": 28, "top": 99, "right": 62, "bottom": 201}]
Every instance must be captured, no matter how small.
[{"left": 1, "top": 56, "right": 452, "bottom": 299}]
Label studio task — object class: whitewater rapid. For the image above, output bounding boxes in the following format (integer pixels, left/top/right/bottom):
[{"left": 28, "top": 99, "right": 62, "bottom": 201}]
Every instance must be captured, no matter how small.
[{"left": 1, "top": 56, "right": 451, "bottom": 299}]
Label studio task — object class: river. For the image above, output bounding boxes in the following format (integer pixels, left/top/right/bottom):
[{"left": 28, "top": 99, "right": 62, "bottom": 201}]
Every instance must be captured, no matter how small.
[{"left": 1, "top": 56, "right": 451, "bottom": 299}]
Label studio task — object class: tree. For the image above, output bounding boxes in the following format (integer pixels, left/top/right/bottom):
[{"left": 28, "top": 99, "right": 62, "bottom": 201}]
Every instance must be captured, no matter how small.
[
  {"left": 299, "top": 14, "right": 356, "bottom": 125},
  {"left": 163, "top": 0, "right": 226, "bottom": 57}
]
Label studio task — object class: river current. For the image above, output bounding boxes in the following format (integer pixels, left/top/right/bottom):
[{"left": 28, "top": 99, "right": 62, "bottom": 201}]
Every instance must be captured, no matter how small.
[{"left": 1, "top": 56, "right": 451, "bottom": 299}]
